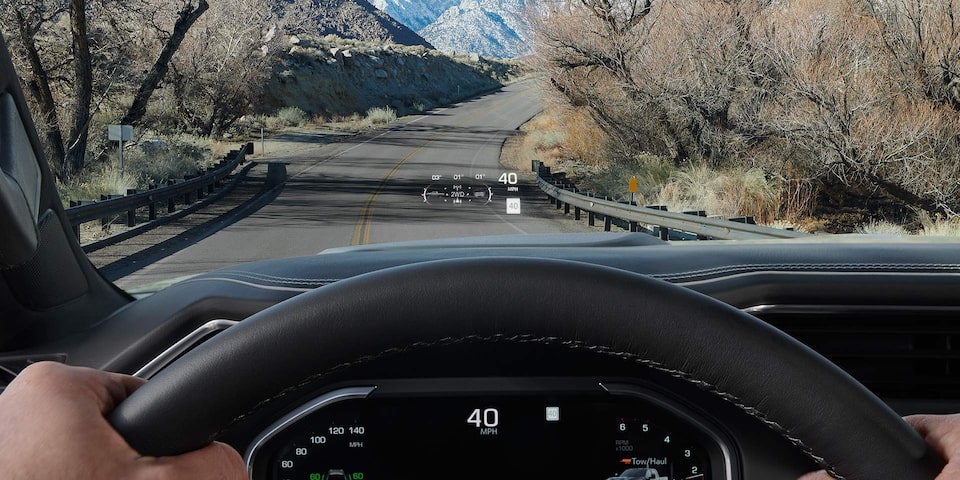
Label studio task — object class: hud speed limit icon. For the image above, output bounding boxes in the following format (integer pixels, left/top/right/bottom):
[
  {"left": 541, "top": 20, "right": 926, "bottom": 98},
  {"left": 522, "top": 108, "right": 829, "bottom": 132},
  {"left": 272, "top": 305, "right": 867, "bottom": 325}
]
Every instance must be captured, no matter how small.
[{"left": 506, "top": 198, "right": 521, "bottom": 214}]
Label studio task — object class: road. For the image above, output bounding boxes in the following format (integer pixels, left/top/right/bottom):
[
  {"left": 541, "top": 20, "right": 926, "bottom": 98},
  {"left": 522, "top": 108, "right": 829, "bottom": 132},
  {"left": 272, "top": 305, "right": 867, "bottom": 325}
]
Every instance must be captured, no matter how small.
[{"left": 116, "top": 81, "right": 587, "bottom": 289}]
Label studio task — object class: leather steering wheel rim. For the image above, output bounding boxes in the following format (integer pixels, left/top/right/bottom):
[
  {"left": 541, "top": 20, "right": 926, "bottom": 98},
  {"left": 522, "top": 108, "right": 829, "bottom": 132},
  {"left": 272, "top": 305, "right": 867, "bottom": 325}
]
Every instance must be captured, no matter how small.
[{"left": 109, "top": 257, "right": 944, "bottom": 480}]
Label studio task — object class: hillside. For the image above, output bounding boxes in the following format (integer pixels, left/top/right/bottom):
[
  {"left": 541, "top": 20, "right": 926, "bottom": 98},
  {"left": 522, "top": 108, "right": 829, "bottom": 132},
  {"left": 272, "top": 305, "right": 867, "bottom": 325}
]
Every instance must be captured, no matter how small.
[{"left": 260, "top": 36, "right": 520, "bottom": 117}]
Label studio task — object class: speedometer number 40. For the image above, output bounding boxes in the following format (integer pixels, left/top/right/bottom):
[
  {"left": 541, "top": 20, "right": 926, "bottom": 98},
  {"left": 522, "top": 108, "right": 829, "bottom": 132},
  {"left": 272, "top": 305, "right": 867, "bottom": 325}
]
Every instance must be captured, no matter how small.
[
  {"left": 467, "top": 408, "right": 499, "bottom": 428},
  {"left": 498, "top": 173, "right": 518, "bottom": 185}
]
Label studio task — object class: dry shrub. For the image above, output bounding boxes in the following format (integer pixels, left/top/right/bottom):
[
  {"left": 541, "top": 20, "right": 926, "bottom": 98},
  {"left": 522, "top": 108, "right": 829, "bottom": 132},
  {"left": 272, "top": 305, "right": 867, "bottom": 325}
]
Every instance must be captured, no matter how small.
[
  {"left": 277, "top": 107, "right": 309, "bottom": 127},
  {"left": 655, "top": 164, "right": 778, "bottom": 222},
  {"left": 561, "top": 108, "right": 610, "bottom": 166},
  {"left": 364, "top": 107, "right": 397, "bottom": 126}
]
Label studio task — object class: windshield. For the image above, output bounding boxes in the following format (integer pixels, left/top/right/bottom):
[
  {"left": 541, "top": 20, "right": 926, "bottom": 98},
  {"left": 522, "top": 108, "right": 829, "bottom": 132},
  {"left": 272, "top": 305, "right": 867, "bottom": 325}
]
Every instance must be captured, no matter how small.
[{"left": 2, "top": 0, "right": 957, "bottom": 292}]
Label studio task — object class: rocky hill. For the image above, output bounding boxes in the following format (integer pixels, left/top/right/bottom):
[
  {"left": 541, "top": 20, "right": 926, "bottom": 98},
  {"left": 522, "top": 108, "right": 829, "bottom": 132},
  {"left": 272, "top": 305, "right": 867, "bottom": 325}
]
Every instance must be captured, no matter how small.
[
  {"left": 260, "top": 35, "right": 520, "bottom": 117},
  {"left": 292, "top": 0, "right": 433, "bottom": 47}
]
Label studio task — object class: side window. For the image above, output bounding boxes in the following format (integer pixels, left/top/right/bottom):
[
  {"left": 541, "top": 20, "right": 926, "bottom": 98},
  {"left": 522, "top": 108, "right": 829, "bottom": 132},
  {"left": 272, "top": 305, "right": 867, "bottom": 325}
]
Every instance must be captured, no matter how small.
[{"left": 0, "top": 92, "right": 42, "bottom": 223}]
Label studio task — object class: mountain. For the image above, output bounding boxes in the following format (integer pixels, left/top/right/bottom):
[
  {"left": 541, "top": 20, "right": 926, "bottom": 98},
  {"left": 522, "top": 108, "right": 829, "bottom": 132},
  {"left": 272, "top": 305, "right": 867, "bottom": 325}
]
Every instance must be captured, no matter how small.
[
  {"left": 293, "top": 0, "right": 434, "bottom": 48},
  {"left": 419, "top": 0, "right": 532, "bottom": 58},
  {"left": 370, "top": 0, "right": 536, "bottom": 58},
  {"left": 370, "top": 0, "right": 459, "bottom": 31}
]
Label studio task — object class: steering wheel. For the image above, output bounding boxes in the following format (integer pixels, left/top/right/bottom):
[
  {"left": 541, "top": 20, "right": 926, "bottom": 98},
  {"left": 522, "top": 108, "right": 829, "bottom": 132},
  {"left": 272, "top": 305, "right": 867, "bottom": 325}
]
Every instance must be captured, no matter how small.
[{"left": 109, "top": 258, "right": 944, "bottom": 480}]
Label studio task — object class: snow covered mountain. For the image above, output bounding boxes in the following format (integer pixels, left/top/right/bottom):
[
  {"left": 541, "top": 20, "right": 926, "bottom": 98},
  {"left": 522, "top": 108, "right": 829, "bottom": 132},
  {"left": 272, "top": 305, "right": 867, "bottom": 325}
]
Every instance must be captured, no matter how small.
[
  {"left": 371, "top": 0, "right": 459, "bottom": 31},
  {"left": 371, "top": 0, "right": 537, "bottom": 58}
]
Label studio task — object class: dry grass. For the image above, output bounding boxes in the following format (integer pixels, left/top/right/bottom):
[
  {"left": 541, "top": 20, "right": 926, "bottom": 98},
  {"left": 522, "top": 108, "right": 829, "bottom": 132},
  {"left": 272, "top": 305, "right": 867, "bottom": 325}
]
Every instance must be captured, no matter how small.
[
  {"left": 654, "top": 164, "right": 779, "bottom": 222},
  {"left": 498, "top": 110, "right": 568, "bottom": 173},
  {"left": 58, "top": 166, "right": 138, "bottom": 202},
  {"left": 856, "top": 220, "right": 909, "bottom": 235},
  {"left": 58, "top": 136, "right": 213, "bottom": 204},
  {"left": 918, "top": 212, "right": 960, "bottom": 236},
  {"left": 560, "top": 107, "right": 610, "bottom": 166}
]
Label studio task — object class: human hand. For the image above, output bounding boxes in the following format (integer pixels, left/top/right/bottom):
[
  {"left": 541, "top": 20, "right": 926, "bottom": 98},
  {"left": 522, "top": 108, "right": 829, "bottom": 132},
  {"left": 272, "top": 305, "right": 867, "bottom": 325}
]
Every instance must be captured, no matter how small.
[
  {"left": 799, "top": 414, "right": 960, "bottom": 480},
  {"left": 0, "top": 361, "right": 246, "bottom": 479}
]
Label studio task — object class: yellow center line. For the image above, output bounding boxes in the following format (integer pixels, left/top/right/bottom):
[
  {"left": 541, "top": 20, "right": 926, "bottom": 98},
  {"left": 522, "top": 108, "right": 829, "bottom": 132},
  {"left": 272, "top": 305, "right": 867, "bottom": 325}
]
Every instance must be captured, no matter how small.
[
  {"left": 351, "top": 143, "right": 429, "bottom": 245},
  {"left": 351, "top": 89, "right": 526, "bottom": 245}
]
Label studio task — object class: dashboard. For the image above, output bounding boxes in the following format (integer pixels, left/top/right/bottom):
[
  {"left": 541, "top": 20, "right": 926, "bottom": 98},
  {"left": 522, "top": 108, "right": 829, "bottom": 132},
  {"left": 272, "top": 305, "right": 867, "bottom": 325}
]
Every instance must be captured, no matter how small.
[
  {"left": 13, "top": 233, "right": 960, "bottom": 479},
  {"left": 247, "top": 379, "right": 731, "bottom": 480}
]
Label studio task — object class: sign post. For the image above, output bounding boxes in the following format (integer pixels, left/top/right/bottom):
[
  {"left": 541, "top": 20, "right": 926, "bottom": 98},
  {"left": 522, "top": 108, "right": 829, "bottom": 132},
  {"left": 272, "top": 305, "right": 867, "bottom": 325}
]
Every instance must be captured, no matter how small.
[{"left": 108, "top": 125, "right": 133, "bottom": 174}]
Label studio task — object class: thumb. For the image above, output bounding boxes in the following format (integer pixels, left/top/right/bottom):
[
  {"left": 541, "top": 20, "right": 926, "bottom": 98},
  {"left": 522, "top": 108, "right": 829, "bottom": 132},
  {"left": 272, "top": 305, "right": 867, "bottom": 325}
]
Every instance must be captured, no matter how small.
[{"left": 147, "top": 441, "right": 246, "bottom": 480}]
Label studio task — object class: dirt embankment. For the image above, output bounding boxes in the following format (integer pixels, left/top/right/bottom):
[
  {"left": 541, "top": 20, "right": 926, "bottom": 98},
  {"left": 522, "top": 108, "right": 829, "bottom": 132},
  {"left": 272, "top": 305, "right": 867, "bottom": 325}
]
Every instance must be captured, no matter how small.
[{"left": 261, "top": 36, "right": 522, "bottom": 118}]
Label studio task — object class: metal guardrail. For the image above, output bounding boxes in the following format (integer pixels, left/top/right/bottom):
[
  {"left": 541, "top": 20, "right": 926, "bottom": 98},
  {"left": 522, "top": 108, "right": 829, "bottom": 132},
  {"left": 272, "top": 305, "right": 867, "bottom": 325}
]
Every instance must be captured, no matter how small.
[
  {"left": 533, "top": 161, "right": 808, "bottom": 241},
  {"left": 66, "top": 143, "right": 253, "bottom": 241}
]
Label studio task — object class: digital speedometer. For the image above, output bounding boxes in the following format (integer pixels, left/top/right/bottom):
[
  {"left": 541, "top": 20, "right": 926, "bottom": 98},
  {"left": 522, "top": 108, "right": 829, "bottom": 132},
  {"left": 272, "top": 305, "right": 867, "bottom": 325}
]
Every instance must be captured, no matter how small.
[{"left": 246, "top": 379, "right": 733, "bottom": 480}]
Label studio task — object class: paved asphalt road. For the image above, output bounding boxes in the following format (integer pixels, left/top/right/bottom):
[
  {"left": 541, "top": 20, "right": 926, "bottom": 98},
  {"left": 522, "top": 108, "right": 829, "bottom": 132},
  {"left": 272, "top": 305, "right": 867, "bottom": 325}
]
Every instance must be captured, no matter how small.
[{"left": 117, "top": 81, "right": 586, "bottom": 290}]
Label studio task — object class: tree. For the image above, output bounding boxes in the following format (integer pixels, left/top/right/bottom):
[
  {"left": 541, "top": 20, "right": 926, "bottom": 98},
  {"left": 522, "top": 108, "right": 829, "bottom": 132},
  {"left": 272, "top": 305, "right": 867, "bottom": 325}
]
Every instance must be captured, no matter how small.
[
  {"left": 119, "top": 0, "right": 208, "bottom": 127},
  {"left": 865, "top": 0, "right": 960, "bottom": 109},
  {"left": 65, "top": 0, "right": 92, "bottom": 173},
  {"left": 757, "top": 0, "right": 960, "bottom": 216},
  {"left": 534, "top": 0, "right": 774, "bottom": 164},
  {"left": 534, "top": 0, "right": 960, "bottom": 218},
  {"left": 3, "top": 0, "right": 70, "bottom": 176},
  {"left": 165, "top": 0, "right": 279, "bottom": 137},
  {"left": 1, "top": 0, "right": 212, "bottom": 178}
]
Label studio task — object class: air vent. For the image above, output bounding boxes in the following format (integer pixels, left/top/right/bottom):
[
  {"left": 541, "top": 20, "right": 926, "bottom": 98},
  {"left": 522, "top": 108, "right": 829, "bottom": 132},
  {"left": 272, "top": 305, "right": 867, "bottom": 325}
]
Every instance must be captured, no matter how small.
[
  {"left": 0, "top": 353, "right": 67, "bottom": 393},
  {"left": 752, "top": 307, "right": 960, "bottom": 399}
]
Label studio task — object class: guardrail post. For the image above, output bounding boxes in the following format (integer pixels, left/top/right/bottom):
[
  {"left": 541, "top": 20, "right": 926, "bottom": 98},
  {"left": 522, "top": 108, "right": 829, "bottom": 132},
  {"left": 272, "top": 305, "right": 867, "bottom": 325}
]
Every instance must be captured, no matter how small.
[
  {"left": 588, "top": 211, "right": 595, "bottom": 226},
  {"left": 125, "top": 189, "right": 138, "bottom": 227},
  {"left": 166, "top": 180, "right": 176, "bottom": 213},
  {"left": 604, "top": 215, "right": 612, "bottom": 231},
  {"left": 100, "top": 194, "right": 110, "bottom": 227},
  {"left": 69, "top": 200, "right": 81, "bottom": 241},
  {"left": 564, "top": 200, "right": 570, "bottom": 214},
  {"left": 574, "top": 206, "right": 581, "bottom": 221},
  {"left": 629, "top": 221, "right": 638, "bottom": 232},
  {"left": 659, "top": 226, "right": 669, "bottom": 241}
]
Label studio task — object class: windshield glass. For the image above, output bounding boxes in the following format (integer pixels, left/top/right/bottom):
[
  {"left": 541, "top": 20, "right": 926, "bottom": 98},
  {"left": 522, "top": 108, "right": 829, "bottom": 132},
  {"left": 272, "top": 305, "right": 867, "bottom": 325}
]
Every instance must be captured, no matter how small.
[{"left": 2, "top": 0, "right": 957, "bottom": 292}]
